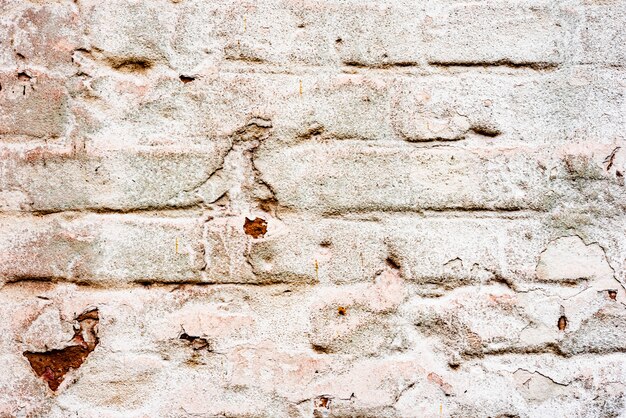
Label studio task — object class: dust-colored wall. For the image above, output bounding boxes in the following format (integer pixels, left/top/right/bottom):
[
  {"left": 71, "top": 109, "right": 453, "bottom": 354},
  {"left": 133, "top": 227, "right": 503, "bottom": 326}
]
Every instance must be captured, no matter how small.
[{"left": 1, "top": 0, "right": 626, "bottom": 416}]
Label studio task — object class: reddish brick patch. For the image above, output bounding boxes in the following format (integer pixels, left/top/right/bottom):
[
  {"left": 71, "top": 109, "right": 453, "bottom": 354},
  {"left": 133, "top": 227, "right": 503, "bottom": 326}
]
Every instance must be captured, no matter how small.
[
  {"left": 244, "top": 217, "right": 267, "bottom": 238},
  {"left": 23, "top": 308, "right": 99, "bottom": 391}
]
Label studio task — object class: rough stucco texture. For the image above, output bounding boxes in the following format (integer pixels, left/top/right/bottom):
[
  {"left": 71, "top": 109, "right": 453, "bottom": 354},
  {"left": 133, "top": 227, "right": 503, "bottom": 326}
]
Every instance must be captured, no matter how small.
[{"left": 1, "top": 0, "right": 626, "bottom": 417}]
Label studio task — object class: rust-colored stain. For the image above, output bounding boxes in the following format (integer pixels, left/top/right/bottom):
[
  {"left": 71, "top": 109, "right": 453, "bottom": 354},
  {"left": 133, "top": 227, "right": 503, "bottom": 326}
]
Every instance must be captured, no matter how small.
[
  {"left": 314, "top": 395, "right": 331, "bottom": 409},
  {"left": 557, "top": 315, "right": 567, "bottom": 331},
  {"left": 23, "top": 308, "right": 99, "bottom": 391},
  {"left": 243, "top": 217, "right": 267, "bottom": 238},
  {"left": 337, "top": 306, "right": 347, "bottom": 316}
]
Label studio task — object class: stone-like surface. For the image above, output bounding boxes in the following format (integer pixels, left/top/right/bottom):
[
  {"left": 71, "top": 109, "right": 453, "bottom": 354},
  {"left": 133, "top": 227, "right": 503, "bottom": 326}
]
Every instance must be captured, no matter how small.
[
  {"left": 424, "top": 3, "right": 566, "bottom": 66},
  {"left": 255, "top": 141, "right": 626, "bottom": 214},
  {"left": 536, "top": 236, "right": 614, "bottom": 283},
  {"left": 1, "top": 0, "right": 626, "bottom": 416},
  {"left": 0, "top": 71, "right": 70, "bottom": 141},
  {"left": 0, "top": 144, "right": 230, "bottom": 212},
  {"left": 0, "top": 214, "right": 205, "bottom": 285}
]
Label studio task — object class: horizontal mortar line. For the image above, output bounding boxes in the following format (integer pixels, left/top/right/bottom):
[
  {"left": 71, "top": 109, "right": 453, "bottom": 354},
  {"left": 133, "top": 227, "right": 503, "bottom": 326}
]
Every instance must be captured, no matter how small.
[
  {"left": 322, "top": 207, "right": 626, "bottom": 220},
  {"left": 210, "top": 58, "right": 626, "bottom": 76},
  {"left": 478, "top": 347, "right": 626, "bottom": 359},
  {"left": 420, "top": 208, "right": 546, "bottom": 219},
  {"left": 0, "top": 207, "right": 525, "bottom": 220},
  {"left": 133, "top": 279, "right": 312, "bottom": 288},
  {"left": 3, "top": 137, "right": 620, "bottom": 155},
  {"left": 163, "top": 59, "right": 592, "bottom": 78},
  {"left": 319, "top": 207, "right": 547, "bottom": 219},
  {"left": 4, "top": 61, "right": 621, "bottom": 83},
  {"left": 6, "top": 204, "right": 208, "bottom": 217},
  {"left": 0, "top": 278, "right": 312, "bottom": 292},
  {"left": 208, "top": 61, "right": 424, "bottom": 75},
  {"left": 286, "top": 137, "right": 575, "bottom": 151},
  {"left": 572, "top": 62, "right": 626, "bottom": 69},
  {"left": 211, "top": 60, "right": 564, "bottom": 76},
  {"left": 0, "top": 206, "right": 578, "bottom": 221},
  {"left": 427, "top": 60, "right": 561, "bottom": 71}
]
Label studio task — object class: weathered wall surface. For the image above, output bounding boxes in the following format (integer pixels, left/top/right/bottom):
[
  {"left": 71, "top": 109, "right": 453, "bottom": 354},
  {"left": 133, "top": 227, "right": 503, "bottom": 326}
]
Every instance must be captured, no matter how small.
[{"left": 1, "top": 0, "right": 625, "bottom": 416}]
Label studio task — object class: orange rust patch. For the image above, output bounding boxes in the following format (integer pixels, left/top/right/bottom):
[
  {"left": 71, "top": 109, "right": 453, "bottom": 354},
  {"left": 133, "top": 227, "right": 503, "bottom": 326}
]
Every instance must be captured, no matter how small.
[
  {"left": 558, "top": 315, "right": 567, "bottom": 331},
  {"left": 314, "top": 396, "right": 331, "bottom": 409},
  {"left": 23, "top": 308, "right": 99, "bottom": 391},
  {"left": 243, "top": 217, "right": 267, "bottom": 238},
  {"left": 337, "top": 306, "right": 347, "bottom": 316},
  {"left": 24, "top": 346, "right": 91, "bottom": 391}
]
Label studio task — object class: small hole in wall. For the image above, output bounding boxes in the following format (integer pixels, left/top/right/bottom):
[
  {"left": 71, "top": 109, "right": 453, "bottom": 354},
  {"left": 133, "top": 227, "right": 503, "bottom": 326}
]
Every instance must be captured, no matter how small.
[
  {"left": 558, "top": 315, "right": 567, "bottom": 331},
  {"left": 337, "top": 306, "right": 347, "bottom": 316},
  {"left": 17, "top": 72, "right": 31, "bottom": 81},
  {"left": 179, "top": 75, "right": 195, "bottom": 83},
  {"left": 608, "top": 290, "right": 617, "bottom": 300}
]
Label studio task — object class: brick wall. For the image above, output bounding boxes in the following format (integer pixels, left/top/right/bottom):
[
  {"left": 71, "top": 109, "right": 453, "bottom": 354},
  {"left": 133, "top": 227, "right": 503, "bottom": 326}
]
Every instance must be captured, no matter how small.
[{"left": 1, "top": 0, "right": 625, "bottom": 416}]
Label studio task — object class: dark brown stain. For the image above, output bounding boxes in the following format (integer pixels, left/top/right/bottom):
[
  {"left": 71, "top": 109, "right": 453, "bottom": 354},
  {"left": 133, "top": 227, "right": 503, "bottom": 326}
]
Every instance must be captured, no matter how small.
[
  {"left": 107, "top": 57, "right": 153, "bottom": 73},
  {"left": 608, "top": 290, "right": 617, "bottom": 300},
  {"left": 243, "top": 217, "right": 267, "bottom": 238},
  {"left": 385, "top": 256, "right": 401, "bottom": 270},
  {"left": 179, "top": 75, "right": 196, "bottom": 83},
  {"left": 558, "top": 315, "right": 567, "bottom": 331},
  {"left": 604, "top": 146, "right": 621, "bottom": 171},
  {"left": 337, "top": 306, "right": 347, "bottom": 316},
  {"left": 470, "top": 125, "right": 502, "bottom": 138},
  {"left": 23, "top": 308, "right": 99, "bottom": 391},
  {"left": 429, "top": 60, "right": 559, "bottom": 71},
  {"left": 311, "top": 344, "right": 330, "bottom": 354},
  {"left": 179, "top": 332, "right": 210, "bottom": 350},
  {"left": 17, "top": 72, "right": 31, "bottom": 81}
]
